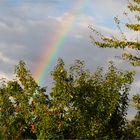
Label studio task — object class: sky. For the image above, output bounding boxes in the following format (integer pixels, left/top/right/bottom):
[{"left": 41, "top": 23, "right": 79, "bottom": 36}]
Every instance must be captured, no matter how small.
[{"left": 0, "top": 0, "right": 139, "bottom": 119}]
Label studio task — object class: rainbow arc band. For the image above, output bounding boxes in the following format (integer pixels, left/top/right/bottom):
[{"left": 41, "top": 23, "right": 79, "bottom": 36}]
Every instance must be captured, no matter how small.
[{"left": 33, "top": 0, "right": 90, "bottom": 86}]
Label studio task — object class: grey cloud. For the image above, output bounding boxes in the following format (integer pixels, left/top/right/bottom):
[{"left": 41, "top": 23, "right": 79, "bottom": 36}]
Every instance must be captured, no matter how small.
[
  {"left": 0, "top": 1, "right": 138, "bottom": 120},
  {"left": 0, "top": 1, "right": 135, "bottom": 78}
]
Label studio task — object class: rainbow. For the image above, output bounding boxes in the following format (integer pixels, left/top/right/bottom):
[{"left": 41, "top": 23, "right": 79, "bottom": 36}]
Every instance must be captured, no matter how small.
[{"left": 34, "top": 0, "right": 90, "bottom": 86}]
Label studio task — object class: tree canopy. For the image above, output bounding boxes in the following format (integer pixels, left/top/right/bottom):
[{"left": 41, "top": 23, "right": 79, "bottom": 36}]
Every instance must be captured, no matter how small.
[
  {"left": 0, "top": 59, "right": 134, "bottom": 139},
  {"left": 90, "top": 0, "right": 140, "bottom": 138},
  {"left": 0, "top": 0, "right": 140, "bottom": 139}
]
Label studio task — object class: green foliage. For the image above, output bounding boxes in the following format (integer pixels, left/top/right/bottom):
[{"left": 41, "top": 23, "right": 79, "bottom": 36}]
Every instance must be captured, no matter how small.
[
  {"left": 0, "top": 60, "right": 134, "bottom": 139},
  {"left": 90, "top": 0, "right": 140, "bottom": 67},
  {"left": 129, "top": 95, "right": 140, "bottom": 138},
  {"left": 0, "top": 61, "right": 49, "bottom": 139},
  {"left": 50, "top": 59, "right": 134, "bottom": 139},
  {"left": 90, "top": 0, "right": 140, "bottom": 138}
]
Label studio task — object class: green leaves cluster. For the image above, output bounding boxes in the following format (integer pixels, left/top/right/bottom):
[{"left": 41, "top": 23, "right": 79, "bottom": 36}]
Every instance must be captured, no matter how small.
[
  {"left": 0, "top": 61, "right": 49, "bottom": 139},
  {"left": 90, "top": 0, "right": 140, "bottom": 67},
  {"left": 90, "top": 0, "right": 140, "bottom": 138},
  {"left": 0, "top": 59, "right": 134, "bottom": 139},
  {"left": 129, "top": 95, "right": 140, "bottom": 138},
  {"left": 50, "top": 59, "right": 134, "bottom": 139}
]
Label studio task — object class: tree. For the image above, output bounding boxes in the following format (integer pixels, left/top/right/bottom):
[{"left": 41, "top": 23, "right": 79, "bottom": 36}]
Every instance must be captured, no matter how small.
[
  {"left": 47, "top": 59, "right": 134, "bottom": 139},
  {"left": 129, "top": 94, "right": 140, "bottom": 138},
  {"left": 90, "top": 0, "right": 140, "bottom": 66},
  {"left": 0, "top": 59, "right": 134, "bottom": 139},
  {"left": 0, "top": 61, "right": 50, "bottom": 139},
  {"left": 90, "top": 0, "right": 140, "bottom": 138}
]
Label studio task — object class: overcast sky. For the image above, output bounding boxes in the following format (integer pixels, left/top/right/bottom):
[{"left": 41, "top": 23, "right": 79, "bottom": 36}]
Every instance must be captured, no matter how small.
[{"left": 0, "top": 0, "right": 139, "bottom": 119}]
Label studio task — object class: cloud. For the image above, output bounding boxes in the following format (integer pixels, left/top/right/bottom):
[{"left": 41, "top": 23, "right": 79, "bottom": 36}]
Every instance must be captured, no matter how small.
[
  {"left": 86, "top": 0, "right": 128, "bottom": 24},
  {"left": 134, "top": 80, "right": 140, "bottom": 89},
  {"left": 0, "top": 0, "right": 134, "bottom": 80},
  {"left": 0, "top": 5, "right": 128, "bottom": 78},
  {"left": 0, "top": 52, "right": 16, "bottom": 64},
  {"left": 0, "top": 0, "right": 138, "bottom": 120},
  {"left": 132, "top": 78, "right": 140, "bottom": 94},
  {"left": 0, "top": 71, "right": 14, "bottom": 81}
]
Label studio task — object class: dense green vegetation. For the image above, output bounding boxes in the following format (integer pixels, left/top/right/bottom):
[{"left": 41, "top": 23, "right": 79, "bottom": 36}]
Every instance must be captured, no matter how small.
[
  {"left": 0, "top": 0, "right": 140, "bottom": 139},
  {"left": 90, "top": 0, "right": 140, "bottom": 138},
  {"left": 0, "top": 60, "right": 134, "bottom": 139}
]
